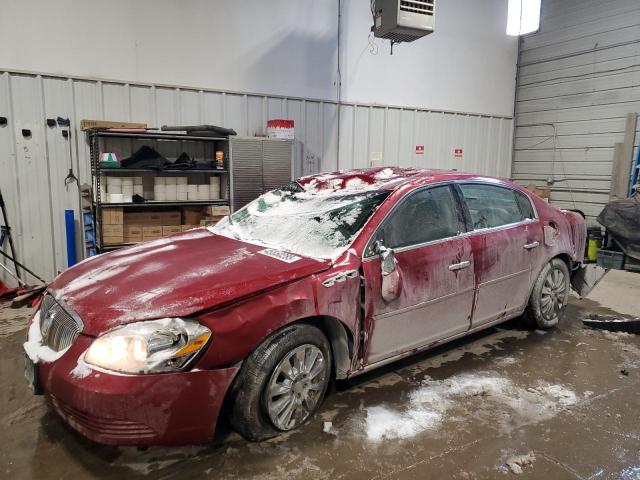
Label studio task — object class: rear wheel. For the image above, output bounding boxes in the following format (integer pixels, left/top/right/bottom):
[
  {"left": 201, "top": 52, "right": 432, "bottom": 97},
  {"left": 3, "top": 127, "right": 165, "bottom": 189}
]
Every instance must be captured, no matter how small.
[
  {"left": 525, "top": 258, "right": 570, "bottom": 329},
  {"left": 230, "top": 324, "right": 332, "bottom": 441}
]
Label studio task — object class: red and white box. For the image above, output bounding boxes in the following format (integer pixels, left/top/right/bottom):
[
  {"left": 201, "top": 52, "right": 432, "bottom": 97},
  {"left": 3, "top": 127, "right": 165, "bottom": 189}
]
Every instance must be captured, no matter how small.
[{"left": 267, "top": 119, "right": 295, "bottom": 140}]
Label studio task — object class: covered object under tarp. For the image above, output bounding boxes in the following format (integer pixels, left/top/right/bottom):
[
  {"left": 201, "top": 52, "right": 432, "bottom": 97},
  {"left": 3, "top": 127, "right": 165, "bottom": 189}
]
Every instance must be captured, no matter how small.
[{"left": 597, "top": 197, "right": 640, "bottom": 260}]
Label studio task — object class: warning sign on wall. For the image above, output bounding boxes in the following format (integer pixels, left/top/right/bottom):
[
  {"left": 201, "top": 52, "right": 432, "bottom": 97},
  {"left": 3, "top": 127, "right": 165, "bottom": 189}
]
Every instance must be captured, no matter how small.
[
  {"left": 454, "top": 148, "right": 463, "bottom": 157},
  {"left": 415, "top": 145, "right": 425, "bottom": 154}
]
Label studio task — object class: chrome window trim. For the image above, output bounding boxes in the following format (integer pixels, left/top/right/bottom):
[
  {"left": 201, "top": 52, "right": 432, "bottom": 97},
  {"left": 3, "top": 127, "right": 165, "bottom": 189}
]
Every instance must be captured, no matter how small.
[{"left": 362, "top": 179, "right": 539, "bottom": 261}]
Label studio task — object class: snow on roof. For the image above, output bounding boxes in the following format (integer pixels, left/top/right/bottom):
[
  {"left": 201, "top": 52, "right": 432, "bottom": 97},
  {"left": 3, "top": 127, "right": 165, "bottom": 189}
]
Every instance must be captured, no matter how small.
[{"left": 297, "top": 167, "right": 425, "bottom": 193}]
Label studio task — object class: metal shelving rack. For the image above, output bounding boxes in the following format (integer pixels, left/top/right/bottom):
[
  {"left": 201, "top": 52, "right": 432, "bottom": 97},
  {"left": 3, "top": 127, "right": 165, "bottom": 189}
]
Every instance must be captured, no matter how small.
[{"left": 88, "top": 130, "right": 232, "bottom": 252}]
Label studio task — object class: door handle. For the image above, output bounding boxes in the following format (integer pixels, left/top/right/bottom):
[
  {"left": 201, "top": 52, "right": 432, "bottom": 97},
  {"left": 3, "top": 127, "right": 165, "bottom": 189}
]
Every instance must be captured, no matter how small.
[
  {"left": 523, "top": 241, "right": 540, "bottom": 250},
  {"left": 449, "top": 260, "right": 470, "bottom": 271}
]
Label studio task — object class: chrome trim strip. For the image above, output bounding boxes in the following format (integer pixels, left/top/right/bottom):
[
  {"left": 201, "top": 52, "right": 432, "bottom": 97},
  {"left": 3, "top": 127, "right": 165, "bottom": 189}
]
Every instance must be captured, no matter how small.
[
  {"left": 374, "top": 285, "right": 475, "bottom": 320},
  {"left": 477, "top": 268, "right": 530, "bottom": 288},
  {"left": 322, "top": 270, "right": 359, "bottom": 288},
  {"left": 362, "top": 218, "right": 539, "bottom": 263}
]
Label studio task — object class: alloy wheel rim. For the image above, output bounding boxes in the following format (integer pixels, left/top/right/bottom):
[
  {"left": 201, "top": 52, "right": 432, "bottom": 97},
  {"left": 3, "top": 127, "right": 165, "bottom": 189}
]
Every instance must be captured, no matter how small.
[
  {"left": 540, "top": 267, "right": 567, "bottom": 321},
  {"left": 266, "top": 344, "right": 327, "bottom": 431}
]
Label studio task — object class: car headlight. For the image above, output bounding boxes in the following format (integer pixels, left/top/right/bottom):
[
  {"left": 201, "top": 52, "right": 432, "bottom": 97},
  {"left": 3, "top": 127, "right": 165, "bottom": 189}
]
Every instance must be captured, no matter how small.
[{"left": 84, "top": 318, "right": 211, "bottom": 374}]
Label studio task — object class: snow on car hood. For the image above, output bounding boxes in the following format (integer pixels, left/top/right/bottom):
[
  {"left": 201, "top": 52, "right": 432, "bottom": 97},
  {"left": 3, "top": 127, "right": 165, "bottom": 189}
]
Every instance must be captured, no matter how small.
[{"left": 48, "top": 228, "right": 330, "bottom": 336}]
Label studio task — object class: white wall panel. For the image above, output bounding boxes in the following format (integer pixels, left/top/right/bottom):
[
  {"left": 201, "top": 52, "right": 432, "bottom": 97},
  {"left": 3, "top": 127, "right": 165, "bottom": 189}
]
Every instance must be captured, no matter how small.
[
  {"left": 514, "top": 0, "right": 640, "bottom": 225},
  {"left": 0, "top": 70, "right": 512, "bottom": 284},
  {"left": 0, "top": 0, "right": 518, "bottom": 117}
]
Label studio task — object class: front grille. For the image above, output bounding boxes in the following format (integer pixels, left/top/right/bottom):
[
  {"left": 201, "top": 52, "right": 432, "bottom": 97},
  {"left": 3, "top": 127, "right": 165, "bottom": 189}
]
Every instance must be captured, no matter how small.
[
  {"left": 51, "top": 396, "right": 156, "bottom": 440},
  {"left": 400, "top": 0, "right": 434, "bottom": 15},
  {"left": 40, "top": 294, "right": 82, "bottom": 352}
]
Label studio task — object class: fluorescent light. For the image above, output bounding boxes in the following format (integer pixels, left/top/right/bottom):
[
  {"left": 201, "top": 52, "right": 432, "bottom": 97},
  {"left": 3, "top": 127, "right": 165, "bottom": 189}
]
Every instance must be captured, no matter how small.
[{"left": 507, "top": 0, "right": 541, "bottom": 36}]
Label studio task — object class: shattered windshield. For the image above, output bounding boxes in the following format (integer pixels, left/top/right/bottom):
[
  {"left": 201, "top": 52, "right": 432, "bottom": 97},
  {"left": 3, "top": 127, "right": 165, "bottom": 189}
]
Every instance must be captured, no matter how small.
[{"left": 213, "top": 182, "right": 389, "bottom": 259}]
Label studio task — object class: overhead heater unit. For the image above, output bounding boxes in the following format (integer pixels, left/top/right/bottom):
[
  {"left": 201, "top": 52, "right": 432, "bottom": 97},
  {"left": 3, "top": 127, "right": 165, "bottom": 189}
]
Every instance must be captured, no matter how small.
[{"left": 372, "top": 0, "right": 435, "bottom": 43}]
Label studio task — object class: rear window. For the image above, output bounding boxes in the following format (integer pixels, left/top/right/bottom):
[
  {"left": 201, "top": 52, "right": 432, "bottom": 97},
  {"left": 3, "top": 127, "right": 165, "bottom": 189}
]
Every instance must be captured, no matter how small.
[
  {"left": 459, "top": 184, "right": 527, "bottom": 229},
  {"left": 515, "top": 190, "right": 535, "bottom": 220}
]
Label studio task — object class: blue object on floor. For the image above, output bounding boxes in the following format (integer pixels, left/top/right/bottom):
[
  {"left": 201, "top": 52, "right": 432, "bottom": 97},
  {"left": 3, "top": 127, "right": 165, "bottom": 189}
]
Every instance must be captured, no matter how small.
[{"left": 65, "top": 209, "right": 77, "bottom": 268}]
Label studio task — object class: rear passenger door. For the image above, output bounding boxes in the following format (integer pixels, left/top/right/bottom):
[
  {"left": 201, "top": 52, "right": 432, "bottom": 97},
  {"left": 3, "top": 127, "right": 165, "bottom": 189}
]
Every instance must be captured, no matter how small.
[{"left": 457, "top": 183, "right": 542, "bottom": 328}]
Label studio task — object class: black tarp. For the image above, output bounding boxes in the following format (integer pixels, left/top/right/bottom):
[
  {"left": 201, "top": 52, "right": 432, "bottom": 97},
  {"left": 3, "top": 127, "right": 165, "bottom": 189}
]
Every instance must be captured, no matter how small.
[{"left": 597, "top": 197, "right": 640, "bottom": 260}]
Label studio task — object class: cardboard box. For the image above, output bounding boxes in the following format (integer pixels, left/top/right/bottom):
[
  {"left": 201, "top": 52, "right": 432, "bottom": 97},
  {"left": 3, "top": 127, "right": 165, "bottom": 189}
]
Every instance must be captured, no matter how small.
[
  {"left": 205, "top": 205, "right": 230, "bottom": 217},
  {"left": 124, "top": 212, "right": 164, "bottom": 226},
  {"left": 103, "top": 235, "right": 124, "bottom": 245},
  {"left": 160, "top": 211, "right": 181, "bottom": 226},
  {"left": 183, "top": 207, "right": 204, "bottom": 225},
  {"left": 102, "top": 224, "right": 124, "bottom": 245},
  {"left": 103, "top": 224, "right": 123, "bottom": 236},
  {"left": 162, "top": 225, "right": 182, "bottom": 236},
  {"left": 81, "top": 119, "right": 147, "bottom": 131},
  {"left": 124, "top": 211, "right": 146, "bottom": 224},
  {"left": 181, "top": 225, "right": 199, "bottom": 232},
  {"left": 102, "top": 207, "right": 123, "bottom": 224},
  {"left": 123, "top": 225, "right": 143, "bottom": 243},
  {"left": 200, "top": 216, "right": 225, "bottom": 226},
  {"left": 142, "top": 226, "right": 163, "bottom": 241},
  {"left": 522, "top": 183, "right": 551, "bottom": 202}
]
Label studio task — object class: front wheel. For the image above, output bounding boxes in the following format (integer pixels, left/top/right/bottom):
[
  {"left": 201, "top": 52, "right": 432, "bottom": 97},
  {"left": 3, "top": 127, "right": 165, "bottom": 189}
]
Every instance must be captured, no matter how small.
[
  {"left": 230, "top": 324, "right": 332, "bottom": 441},
  {"left": 525, "top": 258, "right": 570, "bottom": 329}
]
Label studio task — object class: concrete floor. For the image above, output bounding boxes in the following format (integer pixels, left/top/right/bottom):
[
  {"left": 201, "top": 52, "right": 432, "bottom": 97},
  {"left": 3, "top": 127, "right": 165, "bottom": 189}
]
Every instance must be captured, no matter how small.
[{"left": 1, "top": 272, "right": 639, "bottom": 479}]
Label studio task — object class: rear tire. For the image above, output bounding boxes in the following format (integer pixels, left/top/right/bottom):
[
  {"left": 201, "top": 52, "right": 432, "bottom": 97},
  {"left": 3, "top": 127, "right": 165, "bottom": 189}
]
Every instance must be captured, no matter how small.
[
  {"left": 230, "top": 324, "right": 332, "bottom": 441},
  {"left": 524, "top": 258, "right": 570, "bottom": 329}
]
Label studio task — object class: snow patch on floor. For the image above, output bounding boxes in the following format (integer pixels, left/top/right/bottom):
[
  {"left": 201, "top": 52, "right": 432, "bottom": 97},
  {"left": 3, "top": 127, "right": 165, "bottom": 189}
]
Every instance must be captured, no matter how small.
[
  {"left": 363, "top": 372, "right": 579, "bottom": 442},
  {"left": 494, "top": 356, "right": 518, "bottom": 366},
  {"left": 506, "top": 452, "right": 536, "bottom": 475},
  {"left": 366, "top": 405, "right": 442, "bottom": 442}
]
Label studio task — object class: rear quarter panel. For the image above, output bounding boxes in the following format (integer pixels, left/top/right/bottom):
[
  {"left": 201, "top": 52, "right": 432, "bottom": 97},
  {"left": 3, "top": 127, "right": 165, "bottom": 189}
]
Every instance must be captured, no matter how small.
[{"left": 529, "top": 194, "right": 586, "bottom": 268}]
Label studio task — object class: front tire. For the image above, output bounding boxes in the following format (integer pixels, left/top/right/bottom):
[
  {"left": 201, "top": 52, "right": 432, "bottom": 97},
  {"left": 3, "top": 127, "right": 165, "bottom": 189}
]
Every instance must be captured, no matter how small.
[
  {"left": 230, "top": 324, "right": 332, "bottom": 441},
  {"left": 525, "top": 258, "right": 571, "bottom": 329}
]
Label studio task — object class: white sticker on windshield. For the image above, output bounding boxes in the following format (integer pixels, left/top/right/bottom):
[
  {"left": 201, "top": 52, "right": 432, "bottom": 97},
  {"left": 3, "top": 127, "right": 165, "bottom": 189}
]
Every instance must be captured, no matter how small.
[{"left": 258, "top": 249, "right": 301, "bottom": 263}]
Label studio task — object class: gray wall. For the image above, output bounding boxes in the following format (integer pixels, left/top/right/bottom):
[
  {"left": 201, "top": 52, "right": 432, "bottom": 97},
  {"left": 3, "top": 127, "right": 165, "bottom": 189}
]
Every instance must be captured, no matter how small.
[
  {"left": 0, "top": 70, "right": 513, "bottom": 284},
  {"left": 513, "top": 0, "right": 640, "bottom": 224}
]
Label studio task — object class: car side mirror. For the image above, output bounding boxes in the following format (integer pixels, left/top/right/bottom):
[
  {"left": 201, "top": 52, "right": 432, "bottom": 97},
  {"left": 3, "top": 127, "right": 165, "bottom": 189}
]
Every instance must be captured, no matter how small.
[
  {"left": 381, "top": 247, "right": 396, "bottom": 274},
  {"left": 375, "top": 241, "right": 401, "bottom": 302},
  {"left": 374, "top": 239, "right": 396, "bottom": 273}
]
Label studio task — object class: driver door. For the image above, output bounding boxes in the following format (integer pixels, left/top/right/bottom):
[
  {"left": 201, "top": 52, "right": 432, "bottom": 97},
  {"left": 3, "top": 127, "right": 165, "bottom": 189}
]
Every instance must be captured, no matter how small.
[{"left": 361, "top": 184, "right": 475, "bottom": 366}]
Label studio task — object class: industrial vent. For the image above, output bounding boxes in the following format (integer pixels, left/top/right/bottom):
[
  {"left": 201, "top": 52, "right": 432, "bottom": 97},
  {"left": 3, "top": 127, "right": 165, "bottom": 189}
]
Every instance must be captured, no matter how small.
[
  {"left": 400, "top": 1, "right": 434, "bottom": 15},
  {"left": 373, "top": 0, "right": 435, "bottom": 43}
]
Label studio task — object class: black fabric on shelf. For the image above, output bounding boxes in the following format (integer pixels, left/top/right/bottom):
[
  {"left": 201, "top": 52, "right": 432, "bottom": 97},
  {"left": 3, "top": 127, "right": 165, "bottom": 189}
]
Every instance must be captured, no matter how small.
[
  {"left": 121, "top": 146, "right": 170, "bottom": 169},
  {"left": 132, "top": 194, "right": 146, "bottom": 203},
  {"left": 161, "top": 124, "right": 237, "bottom": 136}
]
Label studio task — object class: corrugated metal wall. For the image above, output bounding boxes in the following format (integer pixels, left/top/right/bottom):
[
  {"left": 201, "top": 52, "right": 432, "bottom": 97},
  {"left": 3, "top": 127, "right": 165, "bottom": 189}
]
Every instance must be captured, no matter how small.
[
  {"left": 0, "top": 70, "right": 512, "bottom": 283},
  {"left": 513, "top": 0, "right": 640, "bottom": 224}
]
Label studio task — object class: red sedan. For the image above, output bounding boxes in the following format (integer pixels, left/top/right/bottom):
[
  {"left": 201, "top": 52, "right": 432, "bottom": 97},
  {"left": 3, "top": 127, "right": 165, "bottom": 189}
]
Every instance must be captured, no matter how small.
[{"left": 23, "top": 167, "right": 586, "bottom": 445}]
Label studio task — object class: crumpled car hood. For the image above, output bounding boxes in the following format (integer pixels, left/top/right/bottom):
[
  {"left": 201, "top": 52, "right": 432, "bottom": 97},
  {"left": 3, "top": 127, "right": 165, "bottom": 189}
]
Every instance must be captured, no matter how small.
[{"left": 49, "top": 229, "right": 330, "bottom": 336}]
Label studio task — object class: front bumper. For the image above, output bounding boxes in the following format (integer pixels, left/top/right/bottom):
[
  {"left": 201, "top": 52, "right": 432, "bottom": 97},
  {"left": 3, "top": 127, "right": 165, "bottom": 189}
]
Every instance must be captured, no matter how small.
[{"left": 36, "top": 335, "right": 239, "bottom": 446}]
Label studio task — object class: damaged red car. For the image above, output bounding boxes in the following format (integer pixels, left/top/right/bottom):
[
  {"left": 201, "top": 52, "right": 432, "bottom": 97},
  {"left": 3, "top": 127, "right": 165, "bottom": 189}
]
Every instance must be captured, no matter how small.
[{"left": 24, "top": 167, "right": 587, "bottom": 445}]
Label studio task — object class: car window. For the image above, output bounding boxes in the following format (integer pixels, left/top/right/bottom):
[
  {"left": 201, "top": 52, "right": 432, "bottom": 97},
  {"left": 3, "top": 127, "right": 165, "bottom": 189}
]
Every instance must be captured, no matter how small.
[
  {"left": 459, "top": 184, "right": 526, "bottom": 229},
  {"left": 514, "top": 190, "right": 535, "bottom": 220},
  {"left": 377, "top": 185, "right": 462, "bottom": 250}
]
